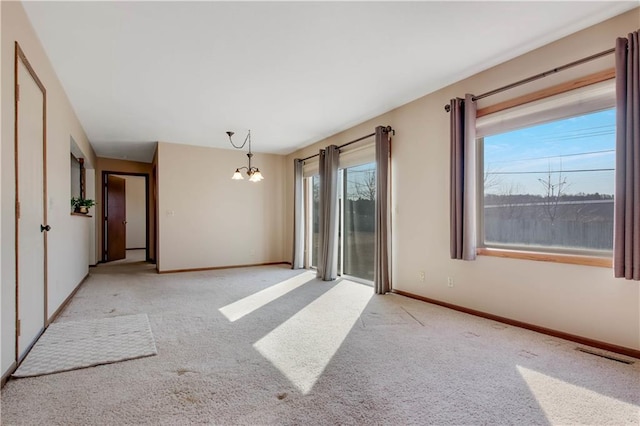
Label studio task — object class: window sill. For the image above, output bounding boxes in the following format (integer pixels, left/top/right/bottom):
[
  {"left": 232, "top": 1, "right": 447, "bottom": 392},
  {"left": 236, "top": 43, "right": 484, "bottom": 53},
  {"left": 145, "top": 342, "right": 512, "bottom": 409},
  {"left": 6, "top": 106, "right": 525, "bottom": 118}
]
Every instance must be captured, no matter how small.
[
  {"left": 477, "top": 247, "right": 612, "bottom": 268},
  {"left": 70, "top": 212, "right": 92, "bottom": 218}
]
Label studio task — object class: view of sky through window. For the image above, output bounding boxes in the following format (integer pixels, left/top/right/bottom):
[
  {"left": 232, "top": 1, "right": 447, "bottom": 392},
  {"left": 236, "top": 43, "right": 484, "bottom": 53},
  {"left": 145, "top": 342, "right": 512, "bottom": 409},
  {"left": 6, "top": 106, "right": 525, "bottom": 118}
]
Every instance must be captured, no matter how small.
[{"left": 484, "top": 108, "right": 615, "bottom": 197}]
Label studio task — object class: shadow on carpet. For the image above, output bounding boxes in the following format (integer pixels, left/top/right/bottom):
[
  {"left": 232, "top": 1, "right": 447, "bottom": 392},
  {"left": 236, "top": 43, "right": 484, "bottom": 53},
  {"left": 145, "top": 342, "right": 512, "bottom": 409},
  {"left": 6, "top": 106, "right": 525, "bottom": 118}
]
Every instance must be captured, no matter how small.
[{"left": 13, "top": 314, "right": 157, "bottom": 378}]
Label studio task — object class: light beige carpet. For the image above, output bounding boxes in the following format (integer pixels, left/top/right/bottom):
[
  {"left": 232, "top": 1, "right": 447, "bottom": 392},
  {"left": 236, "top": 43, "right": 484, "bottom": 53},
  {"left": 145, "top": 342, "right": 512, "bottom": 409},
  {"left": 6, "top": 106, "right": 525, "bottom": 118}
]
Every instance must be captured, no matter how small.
[
  {"left": 1, "top": 263, "right": 639, "bottom": 425},
  {"left": 13, "top": 314, "right": 157, "bottom": 378}
]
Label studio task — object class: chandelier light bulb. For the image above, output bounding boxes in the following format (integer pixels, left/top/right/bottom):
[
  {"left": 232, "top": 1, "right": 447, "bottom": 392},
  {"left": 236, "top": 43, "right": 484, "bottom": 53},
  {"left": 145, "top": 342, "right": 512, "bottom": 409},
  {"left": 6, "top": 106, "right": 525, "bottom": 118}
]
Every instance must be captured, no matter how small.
[
  {"left": 252, "top": 170, "right": 263, "bottom": 181},
  {"left": 232, "top": 169, "right": 244, "bottom": 180}
]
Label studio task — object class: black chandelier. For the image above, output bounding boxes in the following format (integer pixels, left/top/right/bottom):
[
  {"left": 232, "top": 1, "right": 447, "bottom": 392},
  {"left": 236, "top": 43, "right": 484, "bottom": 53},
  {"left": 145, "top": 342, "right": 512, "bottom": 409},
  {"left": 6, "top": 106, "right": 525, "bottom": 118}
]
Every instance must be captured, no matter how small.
[{"left": 227, "top": 130, "right": 264, "bottom": 182}]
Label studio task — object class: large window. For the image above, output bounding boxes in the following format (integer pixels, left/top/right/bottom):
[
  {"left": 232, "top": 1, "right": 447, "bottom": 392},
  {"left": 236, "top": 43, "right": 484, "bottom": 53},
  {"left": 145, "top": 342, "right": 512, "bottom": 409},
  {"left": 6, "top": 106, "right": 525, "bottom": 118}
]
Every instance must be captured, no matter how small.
[{"left": 478, "top": 82, "right": 615, "bottom": 256}]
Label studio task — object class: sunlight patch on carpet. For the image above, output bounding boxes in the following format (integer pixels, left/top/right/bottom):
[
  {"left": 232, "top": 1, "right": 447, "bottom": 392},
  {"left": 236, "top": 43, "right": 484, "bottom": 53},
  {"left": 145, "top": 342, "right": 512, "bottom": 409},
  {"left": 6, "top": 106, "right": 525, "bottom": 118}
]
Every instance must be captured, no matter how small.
[
  {"left": 13, "top": 314, "right": 157, "bottom": 378},
  {"left": 220, "top": 271, "right": 316, "bottom": 322},
  {"left": 516, "top": 365, "right": 640, "bottom": 424},
  {"left": 254, "top": 280, "right": 372, "bottom": 394}
]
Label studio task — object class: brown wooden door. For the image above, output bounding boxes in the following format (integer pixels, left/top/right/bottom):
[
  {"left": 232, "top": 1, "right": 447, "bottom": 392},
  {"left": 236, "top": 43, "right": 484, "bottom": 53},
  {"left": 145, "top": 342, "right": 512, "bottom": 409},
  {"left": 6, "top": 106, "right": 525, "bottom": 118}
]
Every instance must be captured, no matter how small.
[{"left": 106, "top": 175, "right": 126, "bottom": 261}]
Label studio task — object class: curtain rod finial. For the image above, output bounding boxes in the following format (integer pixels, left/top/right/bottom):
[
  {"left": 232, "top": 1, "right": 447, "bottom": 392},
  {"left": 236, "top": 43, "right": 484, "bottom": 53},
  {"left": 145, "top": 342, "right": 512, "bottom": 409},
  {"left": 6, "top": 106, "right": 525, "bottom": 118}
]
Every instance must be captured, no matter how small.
[{"left": 444, "top": 104, "right": 451, "bottom": 112}]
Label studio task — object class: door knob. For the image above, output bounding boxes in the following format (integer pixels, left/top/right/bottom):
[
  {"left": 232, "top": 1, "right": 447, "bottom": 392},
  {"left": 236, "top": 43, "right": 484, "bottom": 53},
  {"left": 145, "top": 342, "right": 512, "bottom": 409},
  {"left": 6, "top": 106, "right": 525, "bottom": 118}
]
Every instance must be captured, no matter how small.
[{"left": 40, "top": 224, "right": 51, "bottom": 232}]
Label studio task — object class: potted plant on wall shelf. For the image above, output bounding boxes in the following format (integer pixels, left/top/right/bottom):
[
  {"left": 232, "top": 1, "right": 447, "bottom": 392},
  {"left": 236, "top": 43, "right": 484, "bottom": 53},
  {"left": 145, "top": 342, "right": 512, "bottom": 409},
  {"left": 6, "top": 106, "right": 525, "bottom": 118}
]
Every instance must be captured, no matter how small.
[{"left": 71, "top": 197, "right": 95, "bottom": 214}]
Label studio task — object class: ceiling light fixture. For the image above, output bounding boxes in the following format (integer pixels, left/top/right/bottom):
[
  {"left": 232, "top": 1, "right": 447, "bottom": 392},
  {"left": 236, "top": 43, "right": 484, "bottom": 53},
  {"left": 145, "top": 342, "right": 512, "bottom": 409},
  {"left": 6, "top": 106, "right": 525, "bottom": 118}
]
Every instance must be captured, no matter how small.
[{"left": 227, "top": 130, "right": 264, "bottom": 182}]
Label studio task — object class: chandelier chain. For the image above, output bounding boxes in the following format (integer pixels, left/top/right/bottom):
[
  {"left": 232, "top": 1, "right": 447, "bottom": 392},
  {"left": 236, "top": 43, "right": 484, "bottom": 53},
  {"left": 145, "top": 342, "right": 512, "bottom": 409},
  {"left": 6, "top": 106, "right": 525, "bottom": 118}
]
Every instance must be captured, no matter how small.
[{"left": 228, "top": 130, "right": 251, "bottom": 150}]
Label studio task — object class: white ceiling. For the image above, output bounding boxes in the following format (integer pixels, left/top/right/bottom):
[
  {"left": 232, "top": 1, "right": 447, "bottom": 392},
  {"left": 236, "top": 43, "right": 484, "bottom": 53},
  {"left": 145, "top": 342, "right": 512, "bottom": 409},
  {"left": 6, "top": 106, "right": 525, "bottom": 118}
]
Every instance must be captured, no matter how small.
[{"left": 22, "top": 1, "right": 637, "bottom": 163}]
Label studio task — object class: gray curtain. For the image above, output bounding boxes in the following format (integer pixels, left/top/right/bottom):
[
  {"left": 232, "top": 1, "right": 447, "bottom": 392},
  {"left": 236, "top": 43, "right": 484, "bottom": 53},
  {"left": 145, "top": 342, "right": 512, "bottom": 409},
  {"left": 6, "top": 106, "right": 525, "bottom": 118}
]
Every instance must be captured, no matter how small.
[
  {"left": 317, "top": 145, "right": 340, "bottom": 280},
  {"left": 374, "top": 126, "right": 391, "bottom": 294},
  {"left": 449, "top": 94, "right": 477, "bottom": 260},
  {"left": 292, "top": 159, "right": 304, "bottom": 269},
  {"left": 614, "top": 31, "right": 640, "bottom": 280}
]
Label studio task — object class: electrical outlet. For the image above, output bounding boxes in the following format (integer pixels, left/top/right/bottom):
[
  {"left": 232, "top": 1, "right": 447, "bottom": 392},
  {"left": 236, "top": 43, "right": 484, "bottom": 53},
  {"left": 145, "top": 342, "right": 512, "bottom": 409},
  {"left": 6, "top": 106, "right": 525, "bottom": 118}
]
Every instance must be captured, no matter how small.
[
  {"left": 447, "top": 277, "right": 454, "bottom": 288},
  {"left": 419, "top": 271, "right": 425, "bottom": 282}
]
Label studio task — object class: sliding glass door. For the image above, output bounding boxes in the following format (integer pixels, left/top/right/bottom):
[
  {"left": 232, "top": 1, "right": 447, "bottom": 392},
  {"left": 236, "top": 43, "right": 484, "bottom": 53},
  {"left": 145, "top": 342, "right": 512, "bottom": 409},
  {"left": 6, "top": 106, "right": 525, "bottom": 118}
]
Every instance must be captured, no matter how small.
[
  {"left": 310, "top": 175, "right": 320, "bottom": 268},
  {"left": 306, "top": 162, "right": 376, "bottom": 283},
  {"left": 341, "top": 163, "right": 376, "bottom": 282}
]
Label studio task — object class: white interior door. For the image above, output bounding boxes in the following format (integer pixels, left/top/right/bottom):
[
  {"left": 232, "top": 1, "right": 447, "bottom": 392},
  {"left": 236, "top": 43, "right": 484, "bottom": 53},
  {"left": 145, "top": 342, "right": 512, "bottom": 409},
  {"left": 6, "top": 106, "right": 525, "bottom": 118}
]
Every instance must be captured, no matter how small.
[{"left": 16, "top": 54, "right": 47, "bottom": 360}]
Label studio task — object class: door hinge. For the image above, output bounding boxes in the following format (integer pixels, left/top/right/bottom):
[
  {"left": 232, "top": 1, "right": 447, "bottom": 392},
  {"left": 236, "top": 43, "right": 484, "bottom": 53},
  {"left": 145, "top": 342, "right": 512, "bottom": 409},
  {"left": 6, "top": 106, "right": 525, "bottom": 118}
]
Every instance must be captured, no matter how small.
[
  {"left": 16, "top": 201, "right": 20, "bottom": 219},
  {"left": 17, "top": 319, "right": 21, "bottom": 336}
]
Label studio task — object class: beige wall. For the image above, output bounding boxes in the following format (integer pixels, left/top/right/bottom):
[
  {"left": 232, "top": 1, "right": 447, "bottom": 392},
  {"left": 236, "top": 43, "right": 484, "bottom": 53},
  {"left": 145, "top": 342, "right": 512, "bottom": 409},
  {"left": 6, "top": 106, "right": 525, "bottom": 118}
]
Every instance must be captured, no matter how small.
[
  {"left": 95, "top": 157, "right": 156, "bottom": 262},
  {"left": 285, "top": 9, "right": 640, "bottom": 351},
  {"left": 156, "top": 142, "right": 286, "bottom": 272},
  {"left": 1, "top": 2, "right": 97, "bottom": 376},
  {"left": 124, "top": 176, "right": 146, "bottom": 249}
]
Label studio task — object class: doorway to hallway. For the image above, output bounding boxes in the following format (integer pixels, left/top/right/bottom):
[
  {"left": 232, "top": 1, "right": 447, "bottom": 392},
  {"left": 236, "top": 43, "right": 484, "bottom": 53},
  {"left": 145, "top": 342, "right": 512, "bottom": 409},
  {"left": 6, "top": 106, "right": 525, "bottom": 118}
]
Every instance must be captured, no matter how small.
[{"left": 102, "top": 172, "right": 150, "bottom": 263}]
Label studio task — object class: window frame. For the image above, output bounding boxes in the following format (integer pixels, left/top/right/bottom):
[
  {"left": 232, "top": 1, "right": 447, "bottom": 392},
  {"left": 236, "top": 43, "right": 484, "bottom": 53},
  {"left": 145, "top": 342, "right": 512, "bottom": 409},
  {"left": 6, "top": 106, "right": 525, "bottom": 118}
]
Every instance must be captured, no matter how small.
[
  {"left": 70, "top": 153, "right": 85, "bottom": 199},
  {"left": 475, "top": 72, "right": 615, "bottom": 267}
]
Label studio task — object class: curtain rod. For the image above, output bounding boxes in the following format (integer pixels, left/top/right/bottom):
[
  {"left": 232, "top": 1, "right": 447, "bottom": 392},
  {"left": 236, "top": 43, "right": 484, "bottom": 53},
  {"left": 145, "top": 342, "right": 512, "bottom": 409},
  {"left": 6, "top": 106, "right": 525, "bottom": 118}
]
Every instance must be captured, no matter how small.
[
  {"left": 443, "top": 47, "right": 615, "bottom": 112},
  {"left": 299, "top": 126, "right": 394, "bottom": 162}
]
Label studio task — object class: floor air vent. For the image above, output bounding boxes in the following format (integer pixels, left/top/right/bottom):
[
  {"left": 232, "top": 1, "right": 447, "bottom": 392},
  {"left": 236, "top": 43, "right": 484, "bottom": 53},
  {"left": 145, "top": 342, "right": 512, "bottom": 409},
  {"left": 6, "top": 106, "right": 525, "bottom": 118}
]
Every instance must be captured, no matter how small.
[{"left": 575, "top": 347, "right": 634, "bottom": 364}]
